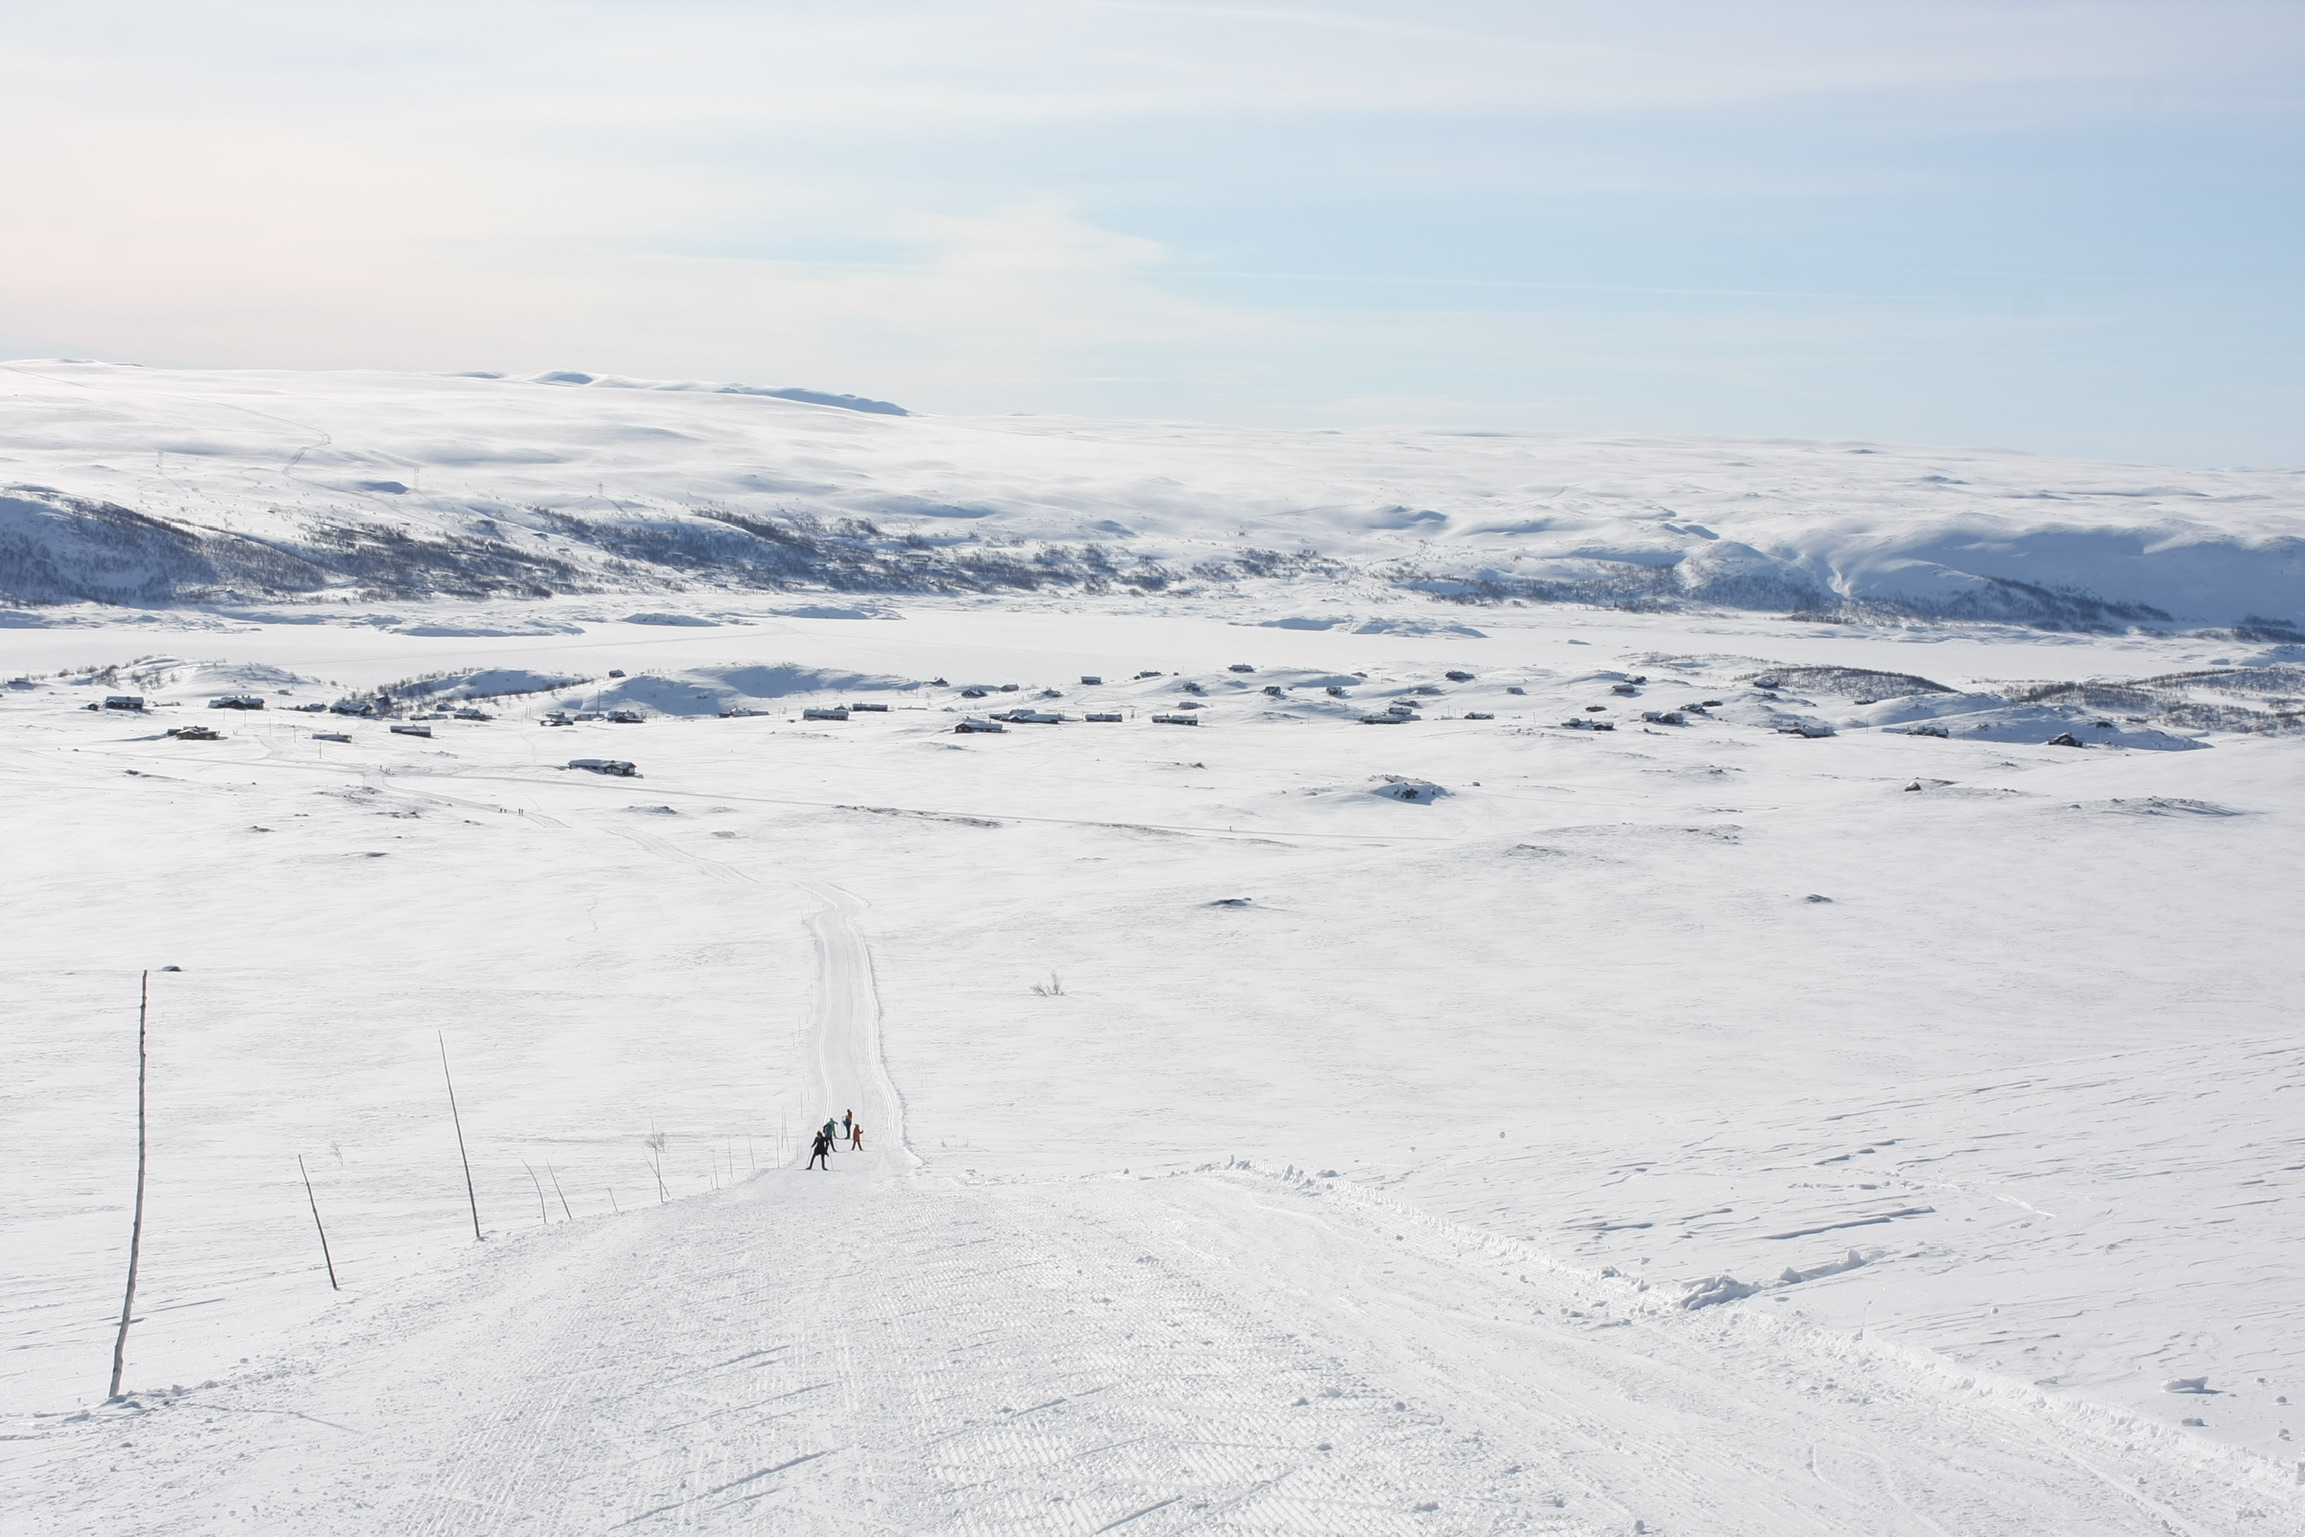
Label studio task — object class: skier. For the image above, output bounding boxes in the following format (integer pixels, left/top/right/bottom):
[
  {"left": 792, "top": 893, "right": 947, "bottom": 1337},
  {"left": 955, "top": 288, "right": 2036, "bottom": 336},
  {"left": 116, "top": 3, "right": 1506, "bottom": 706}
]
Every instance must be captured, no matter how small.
[
  {"left": 822, "top": 1116, "right": 838, "bottom": 1150},
  {"left": 842, "top": 1109, "right": 854, "bottom": 1140},
  {"left": 849, "top": 1120, "right": 864, "bottom": 1151},
  {"left": 807, "top": 1130, "right": 831, "bottom": 1170}
]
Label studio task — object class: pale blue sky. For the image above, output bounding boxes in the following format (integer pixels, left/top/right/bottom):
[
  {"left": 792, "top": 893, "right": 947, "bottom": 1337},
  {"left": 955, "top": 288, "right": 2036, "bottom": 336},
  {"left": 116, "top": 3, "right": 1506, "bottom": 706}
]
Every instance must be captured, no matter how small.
[{"left": 1, "top": 1, "right": 2298, "bottom": 462}]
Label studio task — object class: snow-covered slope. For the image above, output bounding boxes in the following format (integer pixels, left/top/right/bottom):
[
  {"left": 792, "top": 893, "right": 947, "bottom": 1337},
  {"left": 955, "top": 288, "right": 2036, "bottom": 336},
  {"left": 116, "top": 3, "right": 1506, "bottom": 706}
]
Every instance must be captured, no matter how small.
[
  {"left": 5, "top": 360, "right": 2302, "bottom": 628},
  {"left": 4, "top": 602, "right": 2302, "bottom": 1534}
]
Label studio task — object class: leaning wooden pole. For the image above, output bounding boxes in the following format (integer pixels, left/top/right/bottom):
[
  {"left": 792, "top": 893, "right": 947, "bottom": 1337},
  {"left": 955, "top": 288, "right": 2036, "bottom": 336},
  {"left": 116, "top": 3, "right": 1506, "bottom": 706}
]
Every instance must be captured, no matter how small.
[
  {"left": 439, "top": 1033, "right": 483, "bottom": 1241},
  {"left": 521, "top": 1160, "right": 548, "bottom": 1225},
  {"left": 107, "top": 970, "right": 151, "bottom": 1400},
  {"left": 298, "top": 1155, "right": 340, "bottom": 1290}
]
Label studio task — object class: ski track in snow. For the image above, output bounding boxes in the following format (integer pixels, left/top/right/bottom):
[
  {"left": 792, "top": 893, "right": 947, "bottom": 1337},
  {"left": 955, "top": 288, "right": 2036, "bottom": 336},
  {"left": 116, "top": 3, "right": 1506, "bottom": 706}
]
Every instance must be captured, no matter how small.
[
  {"left": 8, "top": 881, "right": 2297, "bottom": 1535},
  {"left": 6, "top": 608, "right": 2305, "bottom": 1533}
]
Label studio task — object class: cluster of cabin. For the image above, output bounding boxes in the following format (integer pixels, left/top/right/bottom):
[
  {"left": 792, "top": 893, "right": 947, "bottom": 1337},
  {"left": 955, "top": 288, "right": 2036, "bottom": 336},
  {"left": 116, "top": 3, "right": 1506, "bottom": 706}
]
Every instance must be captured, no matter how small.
[
  {"left": 802, "top": 662, "right": 1525, "bottom": 735},
  {"left": 544, "top": 708, "right": 642, "bottom": 726}
]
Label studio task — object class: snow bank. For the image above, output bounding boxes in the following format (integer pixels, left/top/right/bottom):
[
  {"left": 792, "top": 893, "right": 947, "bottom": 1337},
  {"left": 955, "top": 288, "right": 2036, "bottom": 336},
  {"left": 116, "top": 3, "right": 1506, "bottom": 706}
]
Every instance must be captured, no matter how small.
[
  {"left": 388, "top": 666, "right": 591, "bottom": 701},
  {"left": 539, "top": 662, "right": 929, "bottom": 716}
]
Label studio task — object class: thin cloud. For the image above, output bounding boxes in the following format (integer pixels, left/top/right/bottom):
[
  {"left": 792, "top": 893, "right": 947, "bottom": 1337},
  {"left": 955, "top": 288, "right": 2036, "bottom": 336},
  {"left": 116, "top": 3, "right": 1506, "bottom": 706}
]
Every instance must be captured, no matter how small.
[{"left": 0, "top": 2, "right": 2297, "bottom": 460}]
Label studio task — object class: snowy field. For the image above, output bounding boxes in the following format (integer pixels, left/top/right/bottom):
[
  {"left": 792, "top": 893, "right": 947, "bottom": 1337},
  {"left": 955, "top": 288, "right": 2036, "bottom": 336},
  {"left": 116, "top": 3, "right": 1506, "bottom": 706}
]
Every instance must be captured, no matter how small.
[{"left": 4, "top": 595, "right": 2302, "bottom": 1534}]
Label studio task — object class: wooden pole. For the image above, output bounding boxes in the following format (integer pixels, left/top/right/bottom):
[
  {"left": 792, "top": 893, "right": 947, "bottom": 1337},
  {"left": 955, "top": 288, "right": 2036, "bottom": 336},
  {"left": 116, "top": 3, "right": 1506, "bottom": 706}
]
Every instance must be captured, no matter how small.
[
  {"left": 107, "top": 970, "right": 152, "bottom": 1400},
  {"left": 547, "top": 1163, "right": 572, "bottom": 1222},
  {"left": 522, "top": 1160, "right": 548, "bottom": 1224},
  {"left": 439, "top": 1034, "right": 482, "bottom": 1241},
  {"left": 298, "top": 1155, "right": 340, "bottom": 1290}
]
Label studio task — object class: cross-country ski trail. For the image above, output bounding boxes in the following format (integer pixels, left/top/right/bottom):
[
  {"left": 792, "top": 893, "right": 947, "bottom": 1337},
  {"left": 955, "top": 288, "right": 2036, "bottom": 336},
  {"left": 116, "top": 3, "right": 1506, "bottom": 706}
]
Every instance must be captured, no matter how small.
[{"left": 4, "top": 884, "right": 2296, "bottom": 1535}]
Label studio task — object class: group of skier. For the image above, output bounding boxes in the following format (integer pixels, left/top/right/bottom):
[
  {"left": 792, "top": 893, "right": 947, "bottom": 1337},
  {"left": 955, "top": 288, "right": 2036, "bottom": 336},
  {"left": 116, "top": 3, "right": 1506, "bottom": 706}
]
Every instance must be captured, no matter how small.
[{"left": 806, "top": 1108, "right": 864, "bottom": 1169}]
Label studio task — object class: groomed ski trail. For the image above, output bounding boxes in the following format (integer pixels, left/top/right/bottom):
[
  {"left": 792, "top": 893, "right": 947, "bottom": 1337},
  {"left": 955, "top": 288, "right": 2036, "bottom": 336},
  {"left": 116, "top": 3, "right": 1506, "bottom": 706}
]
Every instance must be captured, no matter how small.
[
  {"left": 7, "top": 886, "right": 2299, "bottom": 1536},
  {"left": 798, "top": 882, "right": 919, "bottom": 1173}
]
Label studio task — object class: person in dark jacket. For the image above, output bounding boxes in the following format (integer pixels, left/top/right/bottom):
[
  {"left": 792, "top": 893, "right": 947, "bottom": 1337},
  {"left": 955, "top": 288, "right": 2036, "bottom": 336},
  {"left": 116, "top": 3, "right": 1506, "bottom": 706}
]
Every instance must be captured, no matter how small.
[{"left": 807, "top": 1130, "right": 831, "bottom": 1170}]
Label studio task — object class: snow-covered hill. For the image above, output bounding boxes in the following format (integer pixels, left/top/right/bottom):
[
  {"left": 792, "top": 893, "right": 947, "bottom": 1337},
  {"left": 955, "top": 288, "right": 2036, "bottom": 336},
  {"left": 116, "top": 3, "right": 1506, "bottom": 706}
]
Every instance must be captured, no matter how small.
[
  {"left": 5, "top": 598, "right": 2303, "bottom": 1533},
  {"left": 5, "top": 360, "right": 2302, "bottom": 630}
]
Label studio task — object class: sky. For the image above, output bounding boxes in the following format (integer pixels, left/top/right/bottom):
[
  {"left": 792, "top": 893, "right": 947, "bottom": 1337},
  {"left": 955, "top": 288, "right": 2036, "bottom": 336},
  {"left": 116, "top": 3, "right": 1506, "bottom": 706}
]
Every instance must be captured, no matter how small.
[{"left": 1, "top": 1, "right": 2299, "bottom": 463}]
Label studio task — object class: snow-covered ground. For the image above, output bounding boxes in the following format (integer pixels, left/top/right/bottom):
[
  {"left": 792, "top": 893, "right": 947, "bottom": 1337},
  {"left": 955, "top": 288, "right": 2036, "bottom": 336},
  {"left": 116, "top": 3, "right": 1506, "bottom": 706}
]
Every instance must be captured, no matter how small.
[
  {"left": 4, "top": 598, "right": 2302, "bottom": 1533},
  {"left": 7, "top": 360, "right": 2305, "bottom": 626}
]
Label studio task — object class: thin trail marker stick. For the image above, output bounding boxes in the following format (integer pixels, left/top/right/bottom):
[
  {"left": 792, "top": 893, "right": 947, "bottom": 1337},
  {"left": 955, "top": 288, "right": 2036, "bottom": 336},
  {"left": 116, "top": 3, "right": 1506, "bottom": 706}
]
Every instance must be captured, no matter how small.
[
  {"left": 439, "top": 1034, "right": 482, "bottom": 1241},
  {"left": 522, "top": 1160, "right": 548, "bottom": 1224},
  {"left": 298, "top": 1155, "right": 340, "bottom": 1290},
  {"left": 608, "top": 1188, "right": 619, "bottom": 1214},
  {"left": 547, "top": 1163, "right": 572, "bottom": 1222},
  {"left": 107, "top": 970, "right": 151, "bottom": 1400}
]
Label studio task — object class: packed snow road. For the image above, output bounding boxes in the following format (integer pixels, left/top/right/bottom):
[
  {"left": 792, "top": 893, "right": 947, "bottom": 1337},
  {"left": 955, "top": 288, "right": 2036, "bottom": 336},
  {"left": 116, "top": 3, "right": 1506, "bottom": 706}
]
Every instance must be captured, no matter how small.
[{"left": 9, "top": 887, "right": 2292, "bottom": 1536}]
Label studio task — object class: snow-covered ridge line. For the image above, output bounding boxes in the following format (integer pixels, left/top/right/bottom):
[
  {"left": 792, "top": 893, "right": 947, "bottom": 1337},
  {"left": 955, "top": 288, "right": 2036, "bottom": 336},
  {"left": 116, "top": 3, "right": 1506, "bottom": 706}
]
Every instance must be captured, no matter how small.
[
  {"left": 464, "top": 369, "right": 909, "bottom": 417},
  {"left": 3, "top": 361, "right": 2303, "bottom": 627}
]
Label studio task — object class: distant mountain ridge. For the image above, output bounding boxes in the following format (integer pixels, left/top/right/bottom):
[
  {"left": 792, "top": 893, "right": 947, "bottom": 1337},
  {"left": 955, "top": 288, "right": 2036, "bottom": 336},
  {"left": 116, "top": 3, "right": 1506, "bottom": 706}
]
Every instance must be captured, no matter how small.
[
  {"left": 2, "top": 361, "right": 2299, "bottom": 631},
  {"left": 467, "top": 370, "right": 908, "bottom": 416}
]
